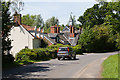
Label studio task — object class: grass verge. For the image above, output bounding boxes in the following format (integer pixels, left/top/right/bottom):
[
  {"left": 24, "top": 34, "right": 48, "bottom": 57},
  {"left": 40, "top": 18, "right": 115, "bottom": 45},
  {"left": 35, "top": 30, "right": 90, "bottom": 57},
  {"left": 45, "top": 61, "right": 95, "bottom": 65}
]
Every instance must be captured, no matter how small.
[{"left": 101, "top": 54, "right": 119, "bottom": 78}]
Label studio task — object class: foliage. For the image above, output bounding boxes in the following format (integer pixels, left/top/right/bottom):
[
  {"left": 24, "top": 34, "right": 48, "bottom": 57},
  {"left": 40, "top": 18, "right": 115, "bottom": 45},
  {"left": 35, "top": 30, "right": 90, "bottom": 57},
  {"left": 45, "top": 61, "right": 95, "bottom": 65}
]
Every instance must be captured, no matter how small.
[
  {"left": 2, "top": 1, "right": 15, "bottom": 63},
  {"left": 78, "top": 25, "right": 117, "bottom": 52},
  {"left": 78, "top": 2, "right": 110, "bottom": 28},
  {"left": 102, "top": 54, "right": 118, "bottom": 78},
  {"left": 16, "top": 48, "right": 57, "bottom": 63},
  {"left": 78, "top": 1, "right": 120, "bottom": 52},
  {"left": 33, "top": 15, "right": 44, "bottom": 28},
  {"left": 72, "top": 45, "right": 82, "bottom": 54},
  {"left": 44, "top": 16, "right": 59, "bottom": 33},
  {"left": 22, "top": 14, "right": 44, "bottom": 28}
]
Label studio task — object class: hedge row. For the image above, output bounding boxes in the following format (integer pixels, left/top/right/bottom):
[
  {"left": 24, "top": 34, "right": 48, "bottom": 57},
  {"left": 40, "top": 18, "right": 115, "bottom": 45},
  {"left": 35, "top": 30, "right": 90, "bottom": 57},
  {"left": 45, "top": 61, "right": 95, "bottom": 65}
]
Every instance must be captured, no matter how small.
[
  {"left": 16, "top": 44, "right": 83, "bottom": 63},
  {"left": 16, "top": 48, "right": 57, "bottom": 63}
]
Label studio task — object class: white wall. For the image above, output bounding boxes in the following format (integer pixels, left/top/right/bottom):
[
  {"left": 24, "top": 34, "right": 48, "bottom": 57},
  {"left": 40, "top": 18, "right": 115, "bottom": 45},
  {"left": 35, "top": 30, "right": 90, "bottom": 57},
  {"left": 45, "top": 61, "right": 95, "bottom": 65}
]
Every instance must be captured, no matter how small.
[{"left": 9, "top": 26, "right": 33, "bottom": 57}]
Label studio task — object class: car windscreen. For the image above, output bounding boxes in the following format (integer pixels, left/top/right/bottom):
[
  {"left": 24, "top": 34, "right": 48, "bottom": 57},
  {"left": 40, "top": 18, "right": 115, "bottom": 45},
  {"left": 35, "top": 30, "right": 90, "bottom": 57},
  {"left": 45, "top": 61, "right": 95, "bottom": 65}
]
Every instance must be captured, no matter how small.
[{"left": 59, "top": 48, "right": 68, "bottom": 51}]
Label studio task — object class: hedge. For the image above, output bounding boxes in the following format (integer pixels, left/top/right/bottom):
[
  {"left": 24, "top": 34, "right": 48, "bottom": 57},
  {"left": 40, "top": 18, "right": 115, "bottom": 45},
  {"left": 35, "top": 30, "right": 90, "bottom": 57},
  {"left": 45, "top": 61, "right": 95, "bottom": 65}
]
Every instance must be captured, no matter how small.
[
  {"left": 16, "top": 44, "right": 83, "bottom": 63},
  {"left": 15, "top": 48, "right": 57, "bottom": 63}
]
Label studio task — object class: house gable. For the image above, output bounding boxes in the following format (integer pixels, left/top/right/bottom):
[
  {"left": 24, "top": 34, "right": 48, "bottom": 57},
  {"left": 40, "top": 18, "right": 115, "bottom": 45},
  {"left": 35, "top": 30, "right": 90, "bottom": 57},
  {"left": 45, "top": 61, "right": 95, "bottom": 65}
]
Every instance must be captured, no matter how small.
[{"left": 62, "top": 26, "right": 70, "bottom": 32}]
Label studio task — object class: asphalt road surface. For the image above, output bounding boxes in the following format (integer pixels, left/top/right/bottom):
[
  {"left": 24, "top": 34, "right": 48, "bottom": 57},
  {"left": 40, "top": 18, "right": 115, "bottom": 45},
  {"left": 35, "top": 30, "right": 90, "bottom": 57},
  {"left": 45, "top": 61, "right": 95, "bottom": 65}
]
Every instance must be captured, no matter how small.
[{"left": 3, "top": 52, "right": 118, "bottom": 79}]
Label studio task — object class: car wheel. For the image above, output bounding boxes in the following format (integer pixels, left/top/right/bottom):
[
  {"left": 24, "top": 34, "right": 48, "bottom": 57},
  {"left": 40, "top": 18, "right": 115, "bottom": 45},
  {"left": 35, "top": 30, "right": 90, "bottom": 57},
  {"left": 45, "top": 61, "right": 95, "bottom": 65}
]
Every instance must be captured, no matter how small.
[
  {"left": 73, "top": 54, "right": 76, "bottom": 60},
  {"left": 58, "top": 57, "right": 60, "bottom": 60},
  {"left": 69, "top": 57, "right": 71, "bottom": 60}
]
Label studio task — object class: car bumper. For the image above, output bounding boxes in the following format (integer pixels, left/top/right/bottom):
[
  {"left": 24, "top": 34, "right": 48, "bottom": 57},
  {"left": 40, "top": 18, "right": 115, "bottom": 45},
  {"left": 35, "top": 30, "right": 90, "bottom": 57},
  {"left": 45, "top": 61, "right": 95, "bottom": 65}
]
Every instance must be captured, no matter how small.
[{"left": 57, "top": 54, "right": 71, "bottom": 58}]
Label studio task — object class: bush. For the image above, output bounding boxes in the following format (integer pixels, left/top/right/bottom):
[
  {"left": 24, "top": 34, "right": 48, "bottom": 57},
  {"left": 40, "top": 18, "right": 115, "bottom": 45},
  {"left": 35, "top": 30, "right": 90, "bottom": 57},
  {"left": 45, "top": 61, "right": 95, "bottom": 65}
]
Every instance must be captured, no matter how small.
[
  {"left": 72, "top": 45, "right": 82, "bottom": 54},
  {"left": 15, "top": 48, "right": 57, "bottom": 63}
]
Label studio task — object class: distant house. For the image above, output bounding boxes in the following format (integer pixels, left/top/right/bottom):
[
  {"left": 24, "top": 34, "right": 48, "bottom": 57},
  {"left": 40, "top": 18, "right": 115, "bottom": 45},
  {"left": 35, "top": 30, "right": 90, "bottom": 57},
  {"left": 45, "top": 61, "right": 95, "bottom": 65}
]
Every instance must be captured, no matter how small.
[
  {"left": 43, "top": 25, "right": 80, "bottom": 46},
  {"left": 9, "top": 13, "right": 81, "bottom": 57}
]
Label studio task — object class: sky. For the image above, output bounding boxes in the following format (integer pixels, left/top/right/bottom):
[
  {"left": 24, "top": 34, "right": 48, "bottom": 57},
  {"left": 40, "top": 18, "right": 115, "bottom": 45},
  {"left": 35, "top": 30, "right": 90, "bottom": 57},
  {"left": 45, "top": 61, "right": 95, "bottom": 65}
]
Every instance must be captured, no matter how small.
[{"left": 20, "top": 0, "right": 99, "bottom": 25}]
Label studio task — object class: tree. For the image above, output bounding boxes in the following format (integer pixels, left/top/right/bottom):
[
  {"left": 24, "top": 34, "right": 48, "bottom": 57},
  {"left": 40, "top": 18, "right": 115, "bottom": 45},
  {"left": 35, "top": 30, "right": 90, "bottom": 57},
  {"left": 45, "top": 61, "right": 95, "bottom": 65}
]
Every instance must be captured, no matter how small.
[
  {"left": 78, "top": 2, "right": 110, "bottom": 28},
  {"left": 44, "top": 16, "right": 59, "bottom": 33},
  {"left": 68, "top": 12, "right": 77, "bottom": 27},
  {"left": 46, "top": 16, "right": 59, "bottom": 26},
  {"left": 22, "top": 14, "right": 36, "bottom": 26},
  {"left": 33, "top": 14, "right": 44, "bottom": 28},
  {"left": 2, "top": 1, "right": 14, "bottom": 63},
  {"left": 22, "top": 14, "right": 44, "bottom": 28}
]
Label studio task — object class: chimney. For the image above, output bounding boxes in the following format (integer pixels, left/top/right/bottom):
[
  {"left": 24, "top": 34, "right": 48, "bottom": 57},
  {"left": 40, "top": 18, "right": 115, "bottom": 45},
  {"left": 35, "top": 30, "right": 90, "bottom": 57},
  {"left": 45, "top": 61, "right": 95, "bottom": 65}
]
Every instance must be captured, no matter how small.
[
  {"left": 57, "top": 25, "right": 60, "bottom": 33},
  {"left": 14, "top": 12, "right": 21, "bottom": 25},
  {"left": 50, "top": 26, "right": 57, "bottom": 33},
  {"left": 39, "top": 27, "right": 41, "bottom": 38},
  {"left": 69, "top": 26, "right": 75, "bottom": 37},
  {"left": 34, "top": 26, "right": 37, "bottom": 38}
]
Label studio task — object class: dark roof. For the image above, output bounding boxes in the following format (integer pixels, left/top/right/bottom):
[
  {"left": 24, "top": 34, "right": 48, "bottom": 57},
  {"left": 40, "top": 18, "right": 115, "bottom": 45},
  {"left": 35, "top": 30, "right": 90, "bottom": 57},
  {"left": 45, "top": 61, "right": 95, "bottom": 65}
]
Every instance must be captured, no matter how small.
[
  {"left": 58, "top": 34, "right": 68, "bottom": 42},
  {"left": 63, "top": 32, "right": 70, "bottom": 40},
  {"left": 71, "top": 33, "right": 80, "bottom": 46},
  {"left": 44, "top": 34, "right": 56, "bottom": 44},
  {"left": 62, "top": 26, "right": 70, "bottom": 32},
  {"left": 48, "top": 33, "right": 58, "bottom": 38}
]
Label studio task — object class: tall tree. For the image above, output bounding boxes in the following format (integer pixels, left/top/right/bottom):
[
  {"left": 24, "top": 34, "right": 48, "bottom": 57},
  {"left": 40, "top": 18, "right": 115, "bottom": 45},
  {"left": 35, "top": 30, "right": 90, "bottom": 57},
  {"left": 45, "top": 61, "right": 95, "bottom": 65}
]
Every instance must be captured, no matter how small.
[
  {"left": 78, "top": 2, "right": 110, "bottom": 29},
  {"left": 44, "top": 16, "right": 59, "bottom": 33},
  {"left": 2, "top": 1, "right": 13, "bottom": 55},
  {"left": 45, "top": 16, "right": 59, "bottom": 27},
  {"left": 22, "top": 14, "right": 44, "bottom": 28},
  {"left": 2, "top": 1, "right": 15, "bottom": 64},
  {"left": 22, "top": 14, "right": 36, "bottom": 26},
  {"left": 33, "top": 14, "right": 44, "bottom": 28}
]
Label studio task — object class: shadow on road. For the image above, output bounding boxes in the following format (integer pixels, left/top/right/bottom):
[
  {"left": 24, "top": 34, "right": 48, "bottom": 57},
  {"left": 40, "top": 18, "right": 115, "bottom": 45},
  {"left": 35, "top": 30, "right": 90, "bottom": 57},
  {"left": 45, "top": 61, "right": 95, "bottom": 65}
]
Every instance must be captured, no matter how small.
[{"left": 2, "top": 63, "right": 52, "bottom": 79}]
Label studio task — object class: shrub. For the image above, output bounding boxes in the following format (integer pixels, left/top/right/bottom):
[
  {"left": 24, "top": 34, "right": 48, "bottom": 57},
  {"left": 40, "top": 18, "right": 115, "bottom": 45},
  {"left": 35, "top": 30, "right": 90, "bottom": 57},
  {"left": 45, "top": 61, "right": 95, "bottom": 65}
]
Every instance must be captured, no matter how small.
[
  {"left": 15, "top": 48, "right": 57, "bottom": 63},
  {"left": 72, "top": 45, "right": 82, "bottom": 54}
]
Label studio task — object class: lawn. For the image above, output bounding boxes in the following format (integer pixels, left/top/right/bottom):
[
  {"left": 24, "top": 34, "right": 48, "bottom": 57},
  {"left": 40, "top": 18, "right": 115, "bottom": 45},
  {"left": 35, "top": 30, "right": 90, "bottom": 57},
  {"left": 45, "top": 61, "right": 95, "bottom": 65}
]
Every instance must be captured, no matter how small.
[{"left": 102, "top": 53, "right": 119, "bottom": 78}]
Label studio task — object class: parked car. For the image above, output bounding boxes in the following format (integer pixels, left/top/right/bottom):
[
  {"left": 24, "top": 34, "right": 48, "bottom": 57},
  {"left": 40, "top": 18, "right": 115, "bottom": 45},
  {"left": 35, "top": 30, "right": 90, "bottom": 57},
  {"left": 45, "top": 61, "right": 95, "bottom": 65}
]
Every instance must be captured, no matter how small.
[{"left": 57, "top": 47, "right": 76, "bottom": 60}]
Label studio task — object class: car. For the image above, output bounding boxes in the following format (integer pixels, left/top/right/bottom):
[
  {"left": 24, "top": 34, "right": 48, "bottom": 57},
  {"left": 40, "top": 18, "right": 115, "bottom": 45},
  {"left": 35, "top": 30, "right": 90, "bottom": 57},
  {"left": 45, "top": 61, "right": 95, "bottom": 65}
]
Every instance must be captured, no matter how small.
[{"left": 57, "top": 47, "right": 76, "bottom": 60}]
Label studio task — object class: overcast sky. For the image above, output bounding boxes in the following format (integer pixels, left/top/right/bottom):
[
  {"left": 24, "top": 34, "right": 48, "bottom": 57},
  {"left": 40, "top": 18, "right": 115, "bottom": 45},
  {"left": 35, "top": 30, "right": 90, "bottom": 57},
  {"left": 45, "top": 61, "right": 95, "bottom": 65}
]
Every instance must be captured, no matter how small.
[{"left": 20, "top": 0, "right": 99, "bottom": 25}]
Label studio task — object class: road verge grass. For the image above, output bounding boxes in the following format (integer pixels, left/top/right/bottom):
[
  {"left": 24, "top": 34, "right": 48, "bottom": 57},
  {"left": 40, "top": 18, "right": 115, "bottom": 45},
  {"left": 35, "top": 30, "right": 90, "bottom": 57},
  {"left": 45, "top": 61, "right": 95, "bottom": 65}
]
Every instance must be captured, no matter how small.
[{"left": 102, "top": 54, "right": 119, "bottom": 78}]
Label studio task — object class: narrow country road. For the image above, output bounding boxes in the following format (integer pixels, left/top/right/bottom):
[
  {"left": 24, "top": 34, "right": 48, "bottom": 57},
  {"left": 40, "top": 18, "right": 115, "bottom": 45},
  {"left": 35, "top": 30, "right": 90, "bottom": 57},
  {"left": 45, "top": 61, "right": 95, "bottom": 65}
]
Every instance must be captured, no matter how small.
[{"left": 3, "top": 52, "right": 118, "bottom": 79}]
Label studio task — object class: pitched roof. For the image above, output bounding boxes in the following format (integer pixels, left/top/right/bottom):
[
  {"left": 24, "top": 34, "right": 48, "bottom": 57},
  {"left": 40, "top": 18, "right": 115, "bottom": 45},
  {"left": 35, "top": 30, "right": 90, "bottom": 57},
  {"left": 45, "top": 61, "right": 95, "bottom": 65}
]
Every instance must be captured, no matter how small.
[
  {"left": 63, "top": 32, "right": 70, "bottom": 40},
  {"left": 44, "top": 34, "right": 56, "bottom": 44},
  {"left": 58, "top": 34, "right": 68, "bottom": 42},
  {"left": 22, "top": 24, "right": 40, "bottom": 32},
  {"left": 62, "top": 26, "right": 70, "bottom": 32}
]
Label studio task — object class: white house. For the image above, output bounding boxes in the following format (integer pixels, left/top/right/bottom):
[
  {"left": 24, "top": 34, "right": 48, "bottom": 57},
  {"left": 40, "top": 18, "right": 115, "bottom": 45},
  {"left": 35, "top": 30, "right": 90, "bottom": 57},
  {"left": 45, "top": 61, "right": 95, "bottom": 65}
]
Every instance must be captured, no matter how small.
[{"left": 9, "top": 13, "right": 41, "bottom": 57}]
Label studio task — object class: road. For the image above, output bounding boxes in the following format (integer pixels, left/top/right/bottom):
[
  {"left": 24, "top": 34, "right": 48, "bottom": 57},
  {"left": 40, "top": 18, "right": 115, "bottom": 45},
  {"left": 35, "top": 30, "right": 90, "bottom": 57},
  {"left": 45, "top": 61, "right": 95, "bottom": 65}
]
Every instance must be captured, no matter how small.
[{"left": 3, "top": 52, "right": 118, "bottom": 79}]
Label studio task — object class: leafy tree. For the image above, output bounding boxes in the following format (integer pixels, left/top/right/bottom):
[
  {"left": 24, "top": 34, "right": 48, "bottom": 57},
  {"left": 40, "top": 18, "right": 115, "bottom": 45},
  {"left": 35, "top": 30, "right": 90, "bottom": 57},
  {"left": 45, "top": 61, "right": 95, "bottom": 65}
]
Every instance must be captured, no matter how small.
[
  {"left": 78, "top": 25, "right": 117, "bottom": 53},
  {"left": 33, "top": 14, "right": 44, "bottom": 28},
  {"left": 2, "top": 1, "right": 14, "bottom": 63},
  {"left": 22, "top": 14, "right": 36, "bottom": 26},
  {"left": 44, "top": 16, "right": 59, "bottom": 33},
  {"left": 46, "top": 16, "right": 59, "bottom": 26},
  {"left": 22, "top": 14, "right": 44, "bottom": 28},
  {"left": 78, "top": 2, "right": 110, "bottom": 28}
]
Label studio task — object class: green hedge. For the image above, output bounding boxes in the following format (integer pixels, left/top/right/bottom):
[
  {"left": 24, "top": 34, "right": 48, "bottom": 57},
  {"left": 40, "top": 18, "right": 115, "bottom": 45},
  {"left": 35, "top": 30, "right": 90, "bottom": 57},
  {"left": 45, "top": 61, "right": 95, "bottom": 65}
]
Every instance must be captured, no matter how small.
[
  {"left": 16, "top": 48, "right": 57, "bottom": 63},
  {"left": 48, "top": 44, "right": 82, "bottom": 54},
  {"left": 16, "top": 44, "right": 83, "bottom": 63}
]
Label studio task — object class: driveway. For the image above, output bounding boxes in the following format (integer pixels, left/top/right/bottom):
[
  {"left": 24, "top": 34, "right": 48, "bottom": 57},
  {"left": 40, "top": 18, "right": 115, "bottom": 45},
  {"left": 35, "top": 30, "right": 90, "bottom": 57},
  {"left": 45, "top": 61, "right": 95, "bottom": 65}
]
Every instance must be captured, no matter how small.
[{"left": 2, "top": 52, "right": 118, "bottom": 79}]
